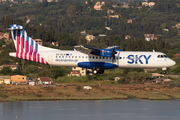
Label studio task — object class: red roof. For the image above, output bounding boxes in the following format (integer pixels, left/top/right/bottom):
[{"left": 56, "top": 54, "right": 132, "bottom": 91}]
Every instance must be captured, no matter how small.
[
  {"left": 39, "top": 77, "right": 51, "bottom": 82},
  {"left": 175, "top": 53, "right": 180, "bottom": 58},
  {"left": 3, "top": 64, "right": 17, "bottom": 67}
]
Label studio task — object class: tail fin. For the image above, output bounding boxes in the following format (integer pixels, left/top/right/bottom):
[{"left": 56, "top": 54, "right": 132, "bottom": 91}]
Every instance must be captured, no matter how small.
[{"left": 9, "top": 24, "right": 58, "bottom": 65}]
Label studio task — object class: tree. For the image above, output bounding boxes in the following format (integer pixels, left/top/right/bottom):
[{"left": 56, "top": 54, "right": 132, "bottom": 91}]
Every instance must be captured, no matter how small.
[
  {"left": 66, "top": 5, "right": 76, "bottom": 16},
  {"left": 1, "top": 67, "right": 12, "bottom": 75},
  {"left": 50, "top": 67, "right": 66, "bottom": 79}
]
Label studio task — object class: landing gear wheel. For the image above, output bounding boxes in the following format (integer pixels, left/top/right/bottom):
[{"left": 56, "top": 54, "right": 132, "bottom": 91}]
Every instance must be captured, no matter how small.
[
  {"left": 93, "top": 69, "right": 98, "bottom": 74},
  {"left": 98, "top": 69, "right": 104, "bottom": 74},
  {"left": 163, "top": 71, "right": 167, "bottom": 74}
]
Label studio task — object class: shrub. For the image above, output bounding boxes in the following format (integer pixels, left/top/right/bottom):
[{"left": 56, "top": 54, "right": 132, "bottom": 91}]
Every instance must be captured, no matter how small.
[
  {"left": 169, "top": 82, "right": 180, "bottom": 87},
  {"left": 54, "top": 76, "right": 88, "bottom": 83}
]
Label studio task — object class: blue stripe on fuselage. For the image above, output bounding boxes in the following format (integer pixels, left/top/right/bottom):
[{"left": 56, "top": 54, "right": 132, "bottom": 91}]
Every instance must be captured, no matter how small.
[{"left": 78, "top": 62, "right": 118, "bottom": 69}]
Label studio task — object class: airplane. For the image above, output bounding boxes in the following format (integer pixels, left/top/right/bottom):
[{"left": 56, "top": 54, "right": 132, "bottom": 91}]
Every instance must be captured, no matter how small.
[{"left": 8, "top": 24, "right": 176, "bottom": 74}]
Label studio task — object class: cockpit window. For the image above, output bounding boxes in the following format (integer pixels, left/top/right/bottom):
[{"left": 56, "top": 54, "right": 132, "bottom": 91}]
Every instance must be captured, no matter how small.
[
  {"left": 157, "top": 55, "right": 168, "bottom": 58},
  {"left": 164, "top": 55, "right": 167, "bottom": 58}
]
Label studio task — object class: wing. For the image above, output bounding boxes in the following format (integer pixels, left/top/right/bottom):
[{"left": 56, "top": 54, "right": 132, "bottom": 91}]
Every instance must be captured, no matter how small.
[{"left": 74, "top": 45, "right": 100, "bottom": 55}]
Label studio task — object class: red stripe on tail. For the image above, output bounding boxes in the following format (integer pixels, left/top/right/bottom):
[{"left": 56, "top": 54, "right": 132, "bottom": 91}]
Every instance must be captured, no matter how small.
[
  {"left": 33, "top": 49, "right": 37, "bottom": 62},
  {"left": 29, "top": 45, "right": 32, "bottom": 61},
  {"left": 37, "top": 53, "right": 40, "bottom": 63},
  {"left": 20, "top": 37, "right": 24, "bottom": 59},
  {"left": 41, "top": 57, "right": 44, "bottom": 64},
  {"left": 16, "top": 33, "right": 19, "bottom": 58},
  {"left": 25, "top": 41, "right": 28, "bottom": 60}
]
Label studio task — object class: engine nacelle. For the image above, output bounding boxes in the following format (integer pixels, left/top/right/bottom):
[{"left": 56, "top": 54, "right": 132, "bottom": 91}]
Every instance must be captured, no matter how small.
[{"left": 91, "top": 48, "right": 114, "bottom": 57}]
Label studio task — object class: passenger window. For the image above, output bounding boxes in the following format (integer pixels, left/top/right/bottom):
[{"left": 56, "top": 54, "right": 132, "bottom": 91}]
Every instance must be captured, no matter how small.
[
  {"left": 62, "top": 56, "right": 64, "bottom": 58},
  {"left": 103, "top": 57, "right": 105, "bottom": 59},
  {"left": 96, "top": 57, "right": 98, "bottom": 59},
  {"left": 82, "top": 56, "right": 84, "bottom": 58},
  {"left": 120, "top": 57, "right": 122, "bottom": 59},
  {"left": 86, "top": 56, "right": 88, "bottom": 58},
  {"left": 89, "top": 56, "right": 91, "bottom": 58},
  {"left": 93, "top": 56, "right": 94, "bottom": 59},
  {"left": 72, "top": 56, "right": 74, "bottom": 58},
  {"left": 75, "top": 56, "right": 77, "bottom": 58},
  {"left": 79, "top": 56, "right": 81, "bottom": 58},
  {"left": 69, "top": 56, "right": 70, "bottom": 58},
  {"left": 56, "top": 56, "right": 57, "bottom": 58},
  {"left": 106, "top": 57, "right": 108, "bottom": 59},
  {"left": 99, "top": 57, "right": 101, "bottom": 59}
]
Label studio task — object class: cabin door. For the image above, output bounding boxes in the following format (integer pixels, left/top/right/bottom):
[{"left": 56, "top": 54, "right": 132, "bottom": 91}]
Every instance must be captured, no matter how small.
[{"left": 48, "top": 55, "right": 53, "bottom": 64}]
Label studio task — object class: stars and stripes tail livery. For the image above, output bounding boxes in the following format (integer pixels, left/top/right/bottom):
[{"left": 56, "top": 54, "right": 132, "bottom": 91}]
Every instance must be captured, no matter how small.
[{"left": 9, "top": 24, "right": 57, "bottom": 65}]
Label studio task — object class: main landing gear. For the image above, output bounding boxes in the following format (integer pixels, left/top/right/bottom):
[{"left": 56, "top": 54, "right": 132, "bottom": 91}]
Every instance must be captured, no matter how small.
[{"left": 93, "top": 68, "right": 104, "bottom": 74}]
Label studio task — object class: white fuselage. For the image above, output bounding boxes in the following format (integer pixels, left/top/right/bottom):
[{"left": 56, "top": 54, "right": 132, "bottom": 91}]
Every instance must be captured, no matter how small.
[{"left": 35, "top": 50, "right": 175, "bottom": 69}]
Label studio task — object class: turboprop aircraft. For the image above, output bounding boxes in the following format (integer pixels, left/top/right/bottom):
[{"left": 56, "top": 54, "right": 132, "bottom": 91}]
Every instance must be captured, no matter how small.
[{"left": 9, "top": 24, "right": 176, "bottom": 74}]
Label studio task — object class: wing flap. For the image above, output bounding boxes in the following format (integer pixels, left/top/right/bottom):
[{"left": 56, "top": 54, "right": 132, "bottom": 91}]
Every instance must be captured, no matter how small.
[{"left": 74, "top": 45, "right": 100, "bottom": 54}]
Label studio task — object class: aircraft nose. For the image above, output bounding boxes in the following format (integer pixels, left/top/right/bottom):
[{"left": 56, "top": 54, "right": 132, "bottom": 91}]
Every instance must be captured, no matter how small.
[{"left": 170, "top": 60, "right": 176, "bottom": 66}]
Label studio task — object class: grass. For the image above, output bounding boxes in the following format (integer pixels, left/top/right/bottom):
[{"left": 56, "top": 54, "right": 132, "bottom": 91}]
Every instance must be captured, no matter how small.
[{"left": 2, "top": 84, "right": 180, "bottom": 102}]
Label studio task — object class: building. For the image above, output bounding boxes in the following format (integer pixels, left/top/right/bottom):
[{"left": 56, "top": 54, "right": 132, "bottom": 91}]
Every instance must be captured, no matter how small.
[
  {"left": 68, "top": 70, "right": 81, "bottom": 76},
  {"left": 0, "top": 76, "right": 9, "bottom": 84},
  {"left": 112, "top": 4, "right": 117, "bottom": 8},
  {"left": 98, "top": 34, "right": 106, "bottom": 38},
  {"left": 142, "top": 2, "right": 149, "bottom": 6},
  {"left": 144, "top": 34, "right": 155, "bottom": 41},
  {"left": 163, "top": 29, "right": 169, "bottom": 32},
  {"left": 105, "top": 27, "right": 112, "bottom": 30},
  {"left": 125, "top": 35, "right": 131, "bottom": 39},
  {"left": 34, "top": 39, "right": 43, "bottom": 45},
  {"left": 0, "top": 78, "right": 3, "bottom": 84},
  {"left": 127, "top": 19, "right": 132, "bottom": 23},
  {"left": 110, "top": 15, "right": 119, "bottom": 18},
  {"left": 85, "top": 34, "right": 95, "bottom": 42},
  {"left": 123, "top": 3, "right": 129, "bottom": 8},
  {"left": 69, "top": 67, "right": 87, "bottom": 76},
  {"left": 151, "top": 73, "right": 164, "bottom": 78},
  {"left": 94, "top": 1, "right": 102, "bottom": 10},
  {"left": 29, "top": 81, "right": 36, "bottom": 86},
  {"left": 2, "top": 63, "right": 18, "bottom": 71},
  {"left": 11, "top": 75, "right": 27, "bottom": 84},
  {"left": 94, "top": 1, "right": 105, "bottom": 10},
  {"left": 149, "top": 2, "right": 155, "bottom": 7},
  {"left": 107, "top": 9, "right": 114, "bottom": 14},
  {"left": 38, "top": 77, "right": 52, "bottom": 85},
  {"left": 80, "top": 30, "right": 86, "bottom": 36},
  {"left": 4, "top": 79, "right": 11, "bottom": 84},
  {"left": 0, "top": 32, "right": 10, "bottom": 41},
  {"left": 114, "top": 76, "right": 124, "bottom": 82},
  {"left": 174, "top": 53, "right": 180, "bottom": 58},
  {"left": 52, "top": 42, "right": 58, "bottom": 47},
  {"left": 151, "top": 78, "right": 172, "bottom": 83}
]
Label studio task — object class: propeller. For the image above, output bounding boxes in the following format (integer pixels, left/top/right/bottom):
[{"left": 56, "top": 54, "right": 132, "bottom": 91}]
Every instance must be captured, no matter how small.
[{"left": 111, "top": 48, "right": 117, "bottom": 64}]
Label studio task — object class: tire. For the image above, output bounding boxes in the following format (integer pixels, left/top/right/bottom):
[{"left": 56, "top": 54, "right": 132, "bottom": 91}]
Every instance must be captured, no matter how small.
[
  {"left": 98, "top": 69, "right": 104, "bottom": 74},
  {"left": 93, "top": 69, "right": 98, "bottom": 74}
]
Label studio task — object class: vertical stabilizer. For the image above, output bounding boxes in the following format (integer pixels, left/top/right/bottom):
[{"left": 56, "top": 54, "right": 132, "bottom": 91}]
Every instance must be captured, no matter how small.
[{"left": 9, "top": 24, "right": 58, "bottom": 65}]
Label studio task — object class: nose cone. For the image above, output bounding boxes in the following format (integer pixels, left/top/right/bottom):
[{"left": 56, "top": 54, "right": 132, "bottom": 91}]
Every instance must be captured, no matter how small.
[{"left": 170, "top": 60, "right": 176, "bottom": 66}]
